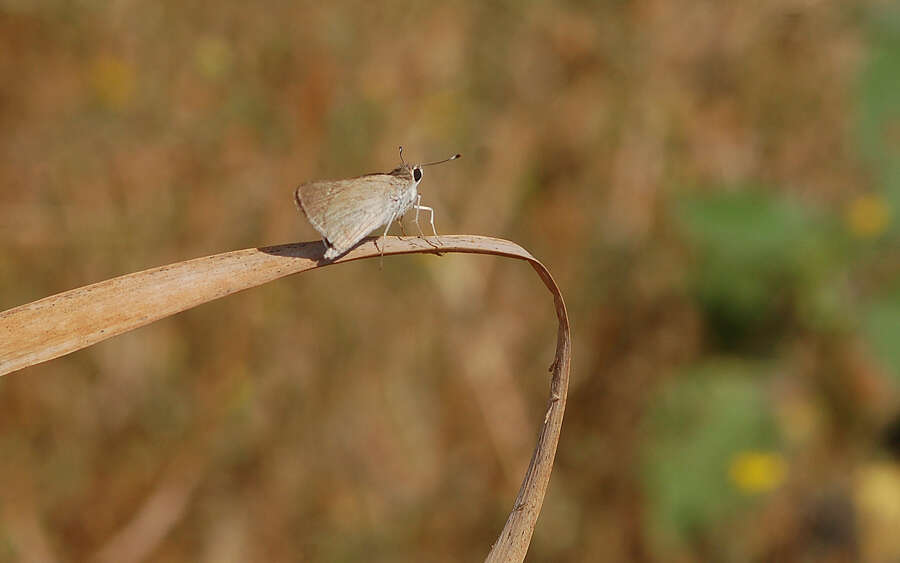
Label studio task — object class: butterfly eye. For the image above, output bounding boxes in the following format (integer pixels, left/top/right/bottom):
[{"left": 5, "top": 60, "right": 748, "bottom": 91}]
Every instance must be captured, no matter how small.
[{"left": 413, "top": 168, "right": 422, "bottom": 182}]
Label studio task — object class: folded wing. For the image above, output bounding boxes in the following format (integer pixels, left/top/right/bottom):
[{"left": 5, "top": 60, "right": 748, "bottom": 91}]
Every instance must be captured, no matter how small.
[{"left": 296, "top": 174, "right": 403, "bottom": 258}]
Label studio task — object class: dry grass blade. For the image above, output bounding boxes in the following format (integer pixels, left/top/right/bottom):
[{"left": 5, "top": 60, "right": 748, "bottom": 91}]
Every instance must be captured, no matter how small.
[{"left": 0, "top": 234, "right": 571, "bottom": 562}]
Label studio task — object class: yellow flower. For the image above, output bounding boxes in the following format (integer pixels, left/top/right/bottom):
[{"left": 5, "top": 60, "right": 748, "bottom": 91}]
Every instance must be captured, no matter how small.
[
  {"left": 846, "top": 195, "right": 891, "bottom": 239},
  {"left": 195, "top": 37, "right": 232, "bottom": 79},
  {"left": 90, "top": 54, "right": 135, "bottom": 110},
  {"left": 728, "top": 451, "right": 786, "bottom": 494}
]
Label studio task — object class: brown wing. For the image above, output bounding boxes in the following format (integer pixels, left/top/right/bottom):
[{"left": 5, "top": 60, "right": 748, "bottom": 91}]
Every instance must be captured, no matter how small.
[{"left": 295, "top": 174, "right": 407, "bottom": 258}]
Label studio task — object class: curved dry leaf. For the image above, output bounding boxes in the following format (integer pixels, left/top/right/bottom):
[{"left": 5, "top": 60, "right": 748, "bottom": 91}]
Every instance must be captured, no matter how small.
[{"left": 0, "top": 235, "right": 571, "bottom": 562}]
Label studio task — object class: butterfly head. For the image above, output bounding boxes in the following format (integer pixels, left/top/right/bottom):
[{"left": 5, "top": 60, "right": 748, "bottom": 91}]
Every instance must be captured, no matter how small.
[{"left": 396, "top": 145, "right": 460, "bottom": 187}]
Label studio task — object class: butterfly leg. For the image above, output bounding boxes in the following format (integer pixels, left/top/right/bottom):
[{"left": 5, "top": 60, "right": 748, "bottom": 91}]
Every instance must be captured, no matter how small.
[
  {"left": 396, "top": 217, "right": 407, "bottom": 240},
  {"left": 413, "top": 197, "right": 424, "bottom": 236},
  {"left": 375, "top": 211, "right": 398, "bottom": 267},
  {"left": 413, "top": 195, "right": 442, "bottom": 249}
]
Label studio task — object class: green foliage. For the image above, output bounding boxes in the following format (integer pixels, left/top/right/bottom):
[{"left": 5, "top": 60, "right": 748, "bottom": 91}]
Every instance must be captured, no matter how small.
[
  {"left": 856, "top": 7, "right": 900, "bottom": 381},
  {"left": 858, "top": 7, "right": 900, "bottom": 213},
  {"left": 641, "top": 361, "right": 780, "bottom": 550},
  {"left": 863, "top": 288, "right": 900, "bottom": 381},
  {"left": 676, "top": 189, "right": 845, "bottom": 348}
]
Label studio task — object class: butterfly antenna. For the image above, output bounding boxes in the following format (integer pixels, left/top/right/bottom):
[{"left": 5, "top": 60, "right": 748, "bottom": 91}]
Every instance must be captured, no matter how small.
[
  {"left": 398, "top": 145, "right": 406, "bottom": 166},
  {"left": 421, "top": 153, "right": 462, "bottom": 167}
]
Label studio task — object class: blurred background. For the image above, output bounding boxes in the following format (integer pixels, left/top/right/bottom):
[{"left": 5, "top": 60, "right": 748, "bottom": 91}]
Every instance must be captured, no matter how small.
[{"left": 2, "top": 1, "right": 900, "bottom": 561}]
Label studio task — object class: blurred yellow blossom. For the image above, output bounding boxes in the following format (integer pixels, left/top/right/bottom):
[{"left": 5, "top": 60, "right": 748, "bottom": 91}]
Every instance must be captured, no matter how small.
[
  {"left": 195, "top": 37, "right": 232, "bottom": 79},
  {"left": 845, "top": 194, "right": 891, "bottom": 239},
  {"left": 855, "top": 463, "right": 900, "bottom": 561},
  {"left": 728, "top": 451, "right": 787, "bottom": 494},
  {"left": 89, "top": 54, "right": 135, "bottom": 110}
]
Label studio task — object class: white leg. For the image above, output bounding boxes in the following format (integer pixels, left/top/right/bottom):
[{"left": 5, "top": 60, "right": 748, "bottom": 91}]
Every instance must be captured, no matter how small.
[
  {"left": 376, "top": 211, "right": 397, "bottom": 257},
  {"left": 413, "top": 195, "right": 425, "bottom": 237},
  {"left": 413, "top": 195, "right": 442, "bottom": 248},
  {"left": 413, "top": 198, "right": 438, "bottom": 237},
  {"left": 415, "top": 205, "right": 438, "bottom": 236}
]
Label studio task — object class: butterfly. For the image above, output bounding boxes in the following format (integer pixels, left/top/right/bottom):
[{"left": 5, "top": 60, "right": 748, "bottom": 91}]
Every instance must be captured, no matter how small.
[{"left": 295, "top": 147, "right": 460, "bottom": 260}]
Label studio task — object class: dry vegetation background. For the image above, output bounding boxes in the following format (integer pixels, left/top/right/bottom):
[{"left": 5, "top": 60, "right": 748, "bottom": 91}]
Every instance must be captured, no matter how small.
[{"left": 2, "top": 1, "right": 900, "bottom": 561}]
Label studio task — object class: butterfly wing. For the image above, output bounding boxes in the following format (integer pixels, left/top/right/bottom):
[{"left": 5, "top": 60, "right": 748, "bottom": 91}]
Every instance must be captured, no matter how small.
[{"left": 296, "top": 174, "right": 408, "bottom": 258}]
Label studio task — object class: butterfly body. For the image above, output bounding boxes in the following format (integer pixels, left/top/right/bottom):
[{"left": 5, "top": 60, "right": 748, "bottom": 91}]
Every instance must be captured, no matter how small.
[
  {"left": 294, "top": 148, "right": 459, "bottom": 260},
  {"left": 295, "top": 164, "right": 422, "bottom": 259}
]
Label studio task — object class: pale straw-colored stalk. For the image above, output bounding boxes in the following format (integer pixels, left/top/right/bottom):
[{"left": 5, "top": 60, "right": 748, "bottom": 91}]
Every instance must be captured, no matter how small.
[{"left": 0, "top": 235, "right": 571, "bottom": 562}]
